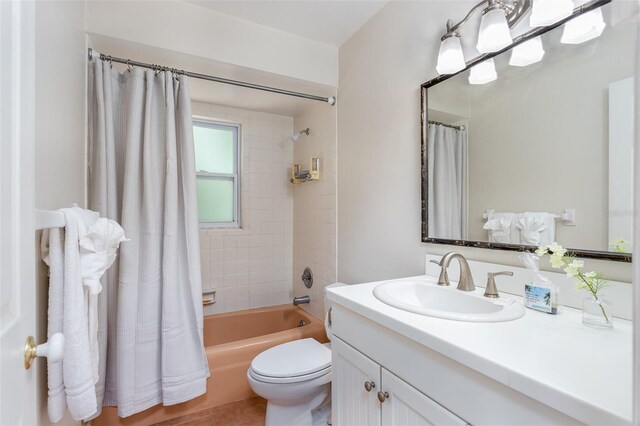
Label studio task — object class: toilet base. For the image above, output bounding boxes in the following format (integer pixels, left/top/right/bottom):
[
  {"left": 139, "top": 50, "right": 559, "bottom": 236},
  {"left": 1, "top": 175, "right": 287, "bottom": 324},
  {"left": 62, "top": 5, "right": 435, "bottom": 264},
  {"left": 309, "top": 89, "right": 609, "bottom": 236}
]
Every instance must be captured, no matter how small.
[{"left": 265, "top": 383, "right": 331, "bottom": 426}]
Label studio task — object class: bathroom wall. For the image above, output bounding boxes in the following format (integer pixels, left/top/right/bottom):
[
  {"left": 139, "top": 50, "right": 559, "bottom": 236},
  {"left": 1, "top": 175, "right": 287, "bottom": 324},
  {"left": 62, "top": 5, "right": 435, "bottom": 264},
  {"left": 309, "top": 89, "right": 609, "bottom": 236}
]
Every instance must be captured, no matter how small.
[
  {"left": 85, "top": 0, "right": 337, "bottom": 87},
  {"left": 192, "top": 102, "right": 295, "bottom": 314},
  {"left": 34, "top": 1, "right": 87, "bottom": 425},
  {"left": 292, "top": 103, "right": 338, "bottom": 320},
  {"left": 337, "top": 0, "right": 632, "bottom": 284}
]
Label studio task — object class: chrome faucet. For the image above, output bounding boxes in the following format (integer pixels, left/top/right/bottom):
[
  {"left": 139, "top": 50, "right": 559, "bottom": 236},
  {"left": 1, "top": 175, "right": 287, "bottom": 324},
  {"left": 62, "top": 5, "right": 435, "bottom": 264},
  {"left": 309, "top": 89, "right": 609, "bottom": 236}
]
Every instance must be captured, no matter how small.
[
  {"left": 293, "top": 295, "right": 310, "bottom": 306},
  {"left": 437, "top": 252, "right": 475, "bottom": 292}
]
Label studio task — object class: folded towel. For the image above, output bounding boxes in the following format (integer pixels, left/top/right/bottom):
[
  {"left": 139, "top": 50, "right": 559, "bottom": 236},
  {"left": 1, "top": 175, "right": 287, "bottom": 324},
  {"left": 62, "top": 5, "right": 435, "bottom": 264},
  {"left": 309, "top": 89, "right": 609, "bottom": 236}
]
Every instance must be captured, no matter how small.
[
  {"left": 42, "top": 207, "right": 127, "bottom": 422},
  {"left": 516, "top": 213, "right": 549, "bottom": 246},
  {"left": 483, "top": 212, "right": 516, "bottom": 243},
  {"left": 519, "top": 212, "right": 556, "bottom": 246}
]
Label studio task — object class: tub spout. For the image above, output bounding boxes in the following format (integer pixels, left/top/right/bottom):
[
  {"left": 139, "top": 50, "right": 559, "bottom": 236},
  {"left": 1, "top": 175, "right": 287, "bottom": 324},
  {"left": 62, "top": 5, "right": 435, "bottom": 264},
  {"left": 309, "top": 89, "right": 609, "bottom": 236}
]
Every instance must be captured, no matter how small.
[{"left": 293, "top": 295, "right": 310, "bottom": 306}]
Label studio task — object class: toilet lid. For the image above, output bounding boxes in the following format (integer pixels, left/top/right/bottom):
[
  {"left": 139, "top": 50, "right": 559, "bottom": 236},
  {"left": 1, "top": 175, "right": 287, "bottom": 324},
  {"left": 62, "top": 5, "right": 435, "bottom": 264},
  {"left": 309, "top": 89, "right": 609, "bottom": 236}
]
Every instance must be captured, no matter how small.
[{"left": 250, "top": 338, "right": 331, "bottom": 379}]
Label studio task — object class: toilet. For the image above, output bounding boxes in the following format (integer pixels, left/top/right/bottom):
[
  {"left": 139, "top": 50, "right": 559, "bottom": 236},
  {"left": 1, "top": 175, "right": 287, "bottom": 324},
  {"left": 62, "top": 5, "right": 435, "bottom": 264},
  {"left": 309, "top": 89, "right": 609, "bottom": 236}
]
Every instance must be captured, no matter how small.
[{"left": 247, "top": 283, "right": 343, "bottom": 426}]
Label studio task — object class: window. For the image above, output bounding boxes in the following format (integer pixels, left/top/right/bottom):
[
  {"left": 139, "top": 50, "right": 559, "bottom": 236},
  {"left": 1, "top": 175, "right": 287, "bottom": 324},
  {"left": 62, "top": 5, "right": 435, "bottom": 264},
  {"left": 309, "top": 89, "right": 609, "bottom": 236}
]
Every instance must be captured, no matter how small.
[{"left": 193, "top": 119, "right": 240, "bottom": 227}]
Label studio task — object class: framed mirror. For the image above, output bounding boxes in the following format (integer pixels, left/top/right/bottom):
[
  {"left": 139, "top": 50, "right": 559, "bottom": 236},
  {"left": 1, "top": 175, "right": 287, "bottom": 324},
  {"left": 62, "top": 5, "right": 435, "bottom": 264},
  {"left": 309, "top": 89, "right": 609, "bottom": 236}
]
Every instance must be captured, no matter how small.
[{"left": 421, "top": 1, "right": 633, "bottom": 262}]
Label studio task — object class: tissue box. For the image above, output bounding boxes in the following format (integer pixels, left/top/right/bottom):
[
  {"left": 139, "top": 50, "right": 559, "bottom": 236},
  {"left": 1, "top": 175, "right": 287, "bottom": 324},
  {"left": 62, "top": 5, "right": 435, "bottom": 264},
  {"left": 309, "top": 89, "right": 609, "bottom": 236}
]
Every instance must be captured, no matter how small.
[{"left": 524, "top": 284, "right": 558, "bottom": 314}]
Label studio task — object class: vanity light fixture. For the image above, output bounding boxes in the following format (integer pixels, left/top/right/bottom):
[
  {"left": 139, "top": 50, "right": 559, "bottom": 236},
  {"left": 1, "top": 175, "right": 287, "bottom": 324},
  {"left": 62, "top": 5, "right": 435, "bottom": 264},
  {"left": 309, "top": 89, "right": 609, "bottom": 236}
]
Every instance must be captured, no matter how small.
[
  {"left": 436, "top": 0, "right": 530, "bottom": 75},
  {"left": 435, "top": 0, "right": 608, "bottom": 78},
  {"left": 509, "top": 36, "right": 545, "bottom": 66},
  {"left": 469, "top": 58, "right": 498, "bottom": 84},
  {"left": 561, "top": 3, "right": 605, "bottom": 44},
  {"left": 530, "top": 0, "right": 575, "bottom": 27}
]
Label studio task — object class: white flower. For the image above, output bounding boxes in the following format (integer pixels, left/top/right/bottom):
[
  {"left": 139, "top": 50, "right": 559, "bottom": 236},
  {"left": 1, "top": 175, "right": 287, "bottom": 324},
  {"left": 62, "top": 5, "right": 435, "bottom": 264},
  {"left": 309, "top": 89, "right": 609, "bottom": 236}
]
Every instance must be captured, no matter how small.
[
  {"left": 564, "top": 259, "right": 584, "bottom": 278},
  {"left": 549, "top": 254, "right": 566, "bottom": 268},
  {"left": 535, "top": 246, "right": 548, "bottom": 257},
  {"left": 547, "top": 242, "right": 567, "bottom": 257},
  {"left": 583, "top": 271, "right": 597, "bottom": 279}
]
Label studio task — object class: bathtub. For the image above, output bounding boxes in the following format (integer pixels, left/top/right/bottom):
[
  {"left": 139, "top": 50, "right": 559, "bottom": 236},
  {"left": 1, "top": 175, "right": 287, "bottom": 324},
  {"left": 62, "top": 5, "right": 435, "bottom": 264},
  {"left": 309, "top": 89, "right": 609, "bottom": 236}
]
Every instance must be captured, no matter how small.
[{"left": 93, "top": 305, "right": 328, "bottom": 426}]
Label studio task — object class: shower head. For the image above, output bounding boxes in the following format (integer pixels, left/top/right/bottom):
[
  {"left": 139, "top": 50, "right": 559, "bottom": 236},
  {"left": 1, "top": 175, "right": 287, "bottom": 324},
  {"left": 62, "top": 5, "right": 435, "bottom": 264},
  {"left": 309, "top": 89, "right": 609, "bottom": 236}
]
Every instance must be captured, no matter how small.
[{"left": 291, "top": 128, "right": 310, "bottom": 142}]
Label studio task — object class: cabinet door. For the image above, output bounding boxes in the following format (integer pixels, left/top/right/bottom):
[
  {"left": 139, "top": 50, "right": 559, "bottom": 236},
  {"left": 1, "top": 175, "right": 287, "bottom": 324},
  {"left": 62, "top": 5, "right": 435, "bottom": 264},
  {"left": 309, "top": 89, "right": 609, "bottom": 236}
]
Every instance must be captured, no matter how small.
[
  {"left": 332, "top": 337, "right": 381, "bottom": 426},
  {"left": 381, "top": 369, "right": 468, "bottom": 426}
]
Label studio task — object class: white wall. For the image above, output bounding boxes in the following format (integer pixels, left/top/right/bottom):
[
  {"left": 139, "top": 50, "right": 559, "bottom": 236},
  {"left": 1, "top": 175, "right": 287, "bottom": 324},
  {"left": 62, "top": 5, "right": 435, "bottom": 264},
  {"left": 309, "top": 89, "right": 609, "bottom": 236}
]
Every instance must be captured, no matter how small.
[
  {"left": 292, "top": 103, "right": 338, "bottom": 320},
  {"left": 34, "top": 1, "right": 86, "bottom": 425},
  {"left": 85, "top": 0, "right": 338, "bottom": 87},
  {"left": 337, "top": 1, "right": 632, "bottom": 285},
  {"left": 192, "top": 102, "right": 295, "bottom": 314}
]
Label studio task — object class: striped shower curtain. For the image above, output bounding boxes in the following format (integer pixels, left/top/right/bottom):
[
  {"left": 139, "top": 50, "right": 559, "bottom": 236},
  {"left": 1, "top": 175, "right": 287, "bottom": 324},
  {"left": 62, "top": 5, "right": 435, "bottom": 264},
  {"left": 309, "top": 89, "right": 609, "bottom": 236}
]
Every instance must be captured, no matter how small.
[
  {"left": 427, "top": 123, "right": 468, "bottom": 240},
  {"left": 88, "top": 59, "right": 209, "bottom": 417}
]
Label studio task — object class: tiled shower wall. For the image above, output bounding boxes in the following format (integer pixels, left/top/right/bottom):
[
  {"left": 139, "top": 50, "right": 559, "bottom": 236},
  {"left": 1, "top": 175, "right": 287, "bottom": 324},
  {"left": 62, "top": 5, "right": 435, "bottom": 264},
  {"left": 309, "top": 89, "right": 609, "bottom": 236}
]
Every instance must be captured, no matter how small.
[
  {"left": 292, "top": 102, "right": 338, "bottom": 320},
  {"left": 192, "top": 102, "right": 294, "bottom": 314}
]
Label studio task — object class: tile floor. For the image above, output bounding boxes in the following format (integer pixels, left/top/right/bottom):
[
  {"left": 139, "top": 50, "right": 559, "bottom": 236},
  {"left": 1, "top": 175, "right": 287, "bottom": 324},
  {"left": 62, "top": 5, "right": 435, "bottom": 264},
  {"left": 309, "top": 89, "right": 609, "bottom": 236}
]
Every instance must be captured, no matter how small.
[{"left": 154, "top": 397, "right": 267, "bottom": 426}]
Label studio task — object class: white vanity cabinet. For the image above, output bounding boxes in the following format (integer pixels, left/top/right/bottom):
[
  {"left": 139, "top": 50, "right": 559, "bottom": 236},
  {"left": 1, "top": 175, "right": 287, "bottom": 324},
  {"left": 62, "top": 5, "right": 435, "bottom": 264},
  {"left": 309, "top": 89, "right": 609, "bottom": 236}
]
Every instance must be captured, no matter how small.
[{"left": 332, "top": 337, "right": 468, "bottom": 426}]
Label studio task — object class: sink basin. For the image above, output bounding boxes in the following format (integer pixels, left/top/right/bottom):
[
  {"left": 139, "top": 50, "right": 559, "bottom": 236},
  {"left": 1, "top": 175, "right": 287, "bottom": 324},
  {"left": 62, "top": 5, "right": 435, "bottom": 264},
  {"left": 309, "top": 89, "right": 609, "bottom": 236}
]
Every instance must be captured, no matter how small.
[{"left": 373, "top": 279, "right": 525, "bottom": 322}]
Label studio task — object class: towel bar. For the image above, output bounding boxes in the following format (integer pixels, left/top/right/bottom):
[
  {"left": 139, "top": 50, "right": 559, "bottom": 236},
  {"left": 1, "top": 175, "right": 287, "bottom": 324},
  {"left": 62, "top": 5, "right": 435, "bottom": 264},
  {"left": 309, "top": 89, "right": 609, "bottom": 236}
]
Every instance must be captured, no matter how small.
[
  {"left": 35, "top": 209, "right": 66, "bottom": 230},
  {"left": 482, "top": 209, "right": 576, "bottom": 226}
]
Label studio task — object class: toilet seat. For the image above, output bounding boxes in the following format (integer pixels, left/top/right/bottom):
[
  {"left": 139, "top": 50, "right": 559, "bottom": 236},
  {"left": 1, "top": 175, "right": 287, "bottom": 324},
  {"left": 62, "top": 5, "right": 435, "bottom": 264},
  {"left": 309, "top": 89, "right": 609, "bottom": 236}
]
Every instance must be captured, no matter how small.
[
  {"left": 249, "top": 338, "right": 331, "bottom": 384},
  {"left": 249, "top": 365, "right": 331, "bottom": 384}
]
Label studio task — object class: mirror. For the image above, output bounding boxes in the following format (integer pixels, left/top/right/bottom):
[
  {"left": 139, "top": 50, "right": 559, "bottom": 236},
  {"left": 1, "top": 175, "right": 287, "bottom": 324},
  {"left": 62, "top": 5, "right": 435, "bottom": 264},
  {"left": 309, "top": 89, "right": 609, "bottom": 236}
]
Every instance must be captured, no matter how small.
[{"left": 421, "top": 2, "right": 634, "bottom": 261}]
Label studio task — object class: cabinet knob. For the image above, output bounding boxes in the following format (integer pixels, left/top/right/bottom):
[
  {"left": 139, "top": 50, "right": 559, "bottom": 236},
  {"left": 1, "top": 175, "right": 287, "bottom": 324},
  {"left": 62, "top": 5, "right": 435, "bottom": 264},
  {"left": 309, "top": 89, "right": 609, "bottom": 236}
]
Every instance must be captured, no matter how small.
[
  {"left": 364, "top": 381, "right": 376, "bottom": 392},
  {"left": 377, "top": 391, "right": 389, "bottom": 403}
]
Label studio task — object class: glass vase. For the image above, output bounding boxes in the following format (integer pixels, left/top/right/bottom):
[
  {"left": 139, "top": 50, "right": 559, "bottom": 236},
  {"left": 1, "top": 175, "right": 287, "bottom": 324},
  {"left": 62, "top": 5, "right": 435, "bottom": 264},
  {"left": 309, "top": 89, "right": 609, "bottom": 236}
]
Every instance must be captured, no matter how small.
[{"left": 582, "top": 296, "right": 613, "bottom": 329}]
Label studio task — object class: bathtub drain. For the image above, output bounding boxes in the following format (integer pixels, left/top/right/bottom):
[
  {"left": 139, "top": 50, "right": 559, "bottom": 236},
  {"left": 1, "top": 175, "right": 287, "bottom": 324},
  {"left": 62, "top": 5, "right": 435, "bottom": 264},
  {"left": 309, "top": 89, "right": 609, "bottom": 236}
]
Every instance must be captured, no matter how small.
[{"left": 298, "top": 320, "right": 306, "bottom": 327}]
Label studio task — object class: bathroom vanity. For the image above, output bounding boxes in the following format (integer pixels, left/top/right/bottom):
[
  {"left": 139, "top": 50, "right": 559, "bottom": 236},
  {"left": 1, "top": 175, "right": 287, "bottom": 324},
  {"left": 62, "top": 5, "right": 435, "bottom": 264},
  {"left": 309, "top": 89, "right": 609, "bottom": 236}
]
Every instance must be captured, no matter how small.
[{"left": 327, "top": 272, "right": 632, "bottom": 425}]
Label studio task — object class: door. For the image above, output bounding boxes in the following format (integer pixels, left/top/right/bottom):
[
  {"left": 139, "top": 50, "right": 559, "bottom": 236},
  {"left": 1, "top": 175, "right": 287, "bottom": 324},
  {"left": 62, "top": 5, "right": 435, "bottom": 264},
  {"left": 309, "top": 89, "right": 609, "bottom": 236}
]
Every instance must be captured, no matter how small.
[
  {"left": 0, "top": 1, "right": 38, "bottom": 424},
  {"left": 332, "top": 337, "right": 381, "bottom": 426},
  {"left": 380, "top": 369, "right": 468, "bottom": 426}
]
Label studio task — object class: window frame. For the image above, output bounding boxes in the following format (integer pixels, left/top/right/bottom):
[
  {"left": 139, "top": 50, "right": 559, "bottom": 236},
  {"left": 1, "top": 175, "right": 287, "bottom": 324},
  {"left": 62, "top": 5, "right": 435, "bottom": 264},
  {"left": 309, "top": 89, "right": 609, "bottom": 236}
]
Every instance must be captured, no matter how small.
[{"left": 193, "top": 118, "right": 241, "bottom": 229}]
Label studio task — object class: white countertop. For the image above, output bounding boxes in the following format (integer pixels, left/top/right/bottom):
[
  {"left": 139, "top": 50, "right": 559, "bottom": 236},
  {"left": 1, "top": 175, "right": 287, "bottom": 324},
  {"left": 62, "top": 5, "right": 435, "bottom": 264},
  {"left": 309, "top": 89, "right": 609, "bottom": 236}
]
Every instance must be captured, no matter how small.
[{"left": 327, "top": 275, "right": 633, "bottom": 425}]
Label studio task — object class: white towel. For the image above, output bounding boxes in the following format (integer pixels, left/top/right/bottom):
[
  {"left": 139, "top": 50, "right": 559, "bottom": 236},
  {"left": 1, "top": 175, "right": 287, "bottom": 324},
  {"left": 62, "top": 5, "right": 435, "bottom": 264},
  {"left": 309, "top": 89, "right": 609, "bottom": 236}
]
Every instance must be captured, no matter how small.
[
  {"left": 78, "top": 216, "right": 128, "bottom": 383},
  {"left": 41, "top": 207, "right": 127, "bottom": 422},
  {"left": 483, "top": 212, "right": 517, "bottom": 243},
  {"left": 516, "top": 212, "right": 552, "bottom": 246},
  {"left": 41, "top": 228, "right": 67, "bottom": 422},
  {"left": 518, "top": 212, "right": 556, "bottom": 246}
]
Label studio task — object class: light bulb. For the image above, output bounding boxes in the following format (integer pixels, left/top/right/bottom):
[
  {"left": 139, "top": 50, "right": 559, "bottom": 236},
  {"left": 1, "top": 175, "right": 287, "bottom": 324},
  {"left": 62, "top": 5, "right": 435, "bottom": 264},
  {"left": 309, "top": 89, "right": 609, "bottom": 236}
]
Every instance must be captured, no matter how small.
[
  {"left": 509, "top": 36, "right": 545, "bottom": 67},
  {"left": 436, "top": 35, "right": 466, "bottom": 75},
  {"left": 477, "top": 8, "right": 513, "bottom": 53},
  {"left": 561, "top": 7, "right": 605, "bottom": 44},
  {"left": 469, "top": 58, "right": 497, "bottom": 85},
  {"left": 530, "top": 0, "right": 575, "bottom": 27}
]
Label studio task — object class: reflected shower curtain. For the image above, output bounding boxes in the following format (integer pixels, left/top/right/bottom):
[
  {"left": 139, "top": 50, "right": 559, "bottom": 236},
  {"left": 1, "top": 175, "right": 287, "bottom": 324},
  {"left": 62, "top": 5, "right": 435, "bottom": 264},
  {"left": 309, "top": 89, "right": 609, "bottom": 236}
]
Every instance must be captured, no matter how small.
[
  {"left": 88, "top": 59, "right": 209, "bottom": 417},
  {"left": 427, "top": 123, "right": 468, "bottom": 240}
]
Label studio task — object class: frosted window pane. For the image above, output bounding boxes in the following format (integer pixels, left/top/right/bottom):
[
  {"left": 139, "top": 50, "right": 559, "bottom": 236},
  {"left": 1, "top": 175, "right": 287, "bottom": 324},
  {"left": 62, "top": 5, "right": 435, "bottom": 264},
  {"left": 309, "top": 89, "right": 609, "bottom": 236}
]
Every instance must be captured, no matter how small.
[
  {"left": 193, "top": 124, "right": 235, "bottom": 174},
  {"left": 197, "top": 177, "right": 234, "bottom": 223}
]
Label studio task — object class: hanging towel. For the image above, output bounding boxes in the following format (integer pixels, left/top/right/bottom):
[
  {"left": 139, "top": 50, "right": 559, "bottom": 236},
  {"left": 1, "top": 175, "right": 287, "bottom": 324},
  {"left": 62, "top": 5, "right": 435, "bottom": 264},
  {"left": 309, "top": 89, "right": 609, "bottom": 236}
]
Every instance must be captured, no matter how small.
[
  {"left": 80, "top": 216, "right": 128, "bottom": 383},
  {"left": 516, "top": 213, "right": 549, "bottom": 246},
  {"left": 41, "top": 207, "right": 127, "bottom": 422},
  {"left": 518, "top": 212, "right": 556, "bottom": 246},
  {"left": 483, "top": 212, "right": 517, "bottom": 243}
]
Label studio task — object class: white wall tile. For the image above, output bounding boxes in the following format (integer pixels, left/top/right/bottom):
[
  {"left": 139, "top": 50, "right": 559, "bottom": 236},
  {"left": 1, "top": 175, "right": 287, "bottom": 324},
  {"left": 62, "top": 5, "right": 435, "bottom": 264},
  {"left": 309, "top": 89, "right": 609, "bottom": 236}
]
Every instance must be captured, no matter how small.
[{"left": 193, "top": 101, "right": 294, "bottom": 314}]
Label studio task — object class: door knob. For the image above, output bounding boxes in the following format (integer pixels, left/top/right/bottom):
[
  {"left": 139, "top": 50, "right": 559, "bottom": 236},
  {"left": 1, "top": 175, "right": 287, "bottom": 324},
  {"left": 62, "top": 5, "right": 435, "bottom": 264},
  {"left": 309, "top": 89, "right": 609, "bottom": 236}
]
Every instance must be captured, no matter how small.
[
  {"left": 377, "top": 391, "right": 389, "bottom": 403},
  {"left": 364, "top": 381, "right": 376, "bottom": 392},
  {"left": 24, "top": 333, "right": 64, "bottom": 369}
]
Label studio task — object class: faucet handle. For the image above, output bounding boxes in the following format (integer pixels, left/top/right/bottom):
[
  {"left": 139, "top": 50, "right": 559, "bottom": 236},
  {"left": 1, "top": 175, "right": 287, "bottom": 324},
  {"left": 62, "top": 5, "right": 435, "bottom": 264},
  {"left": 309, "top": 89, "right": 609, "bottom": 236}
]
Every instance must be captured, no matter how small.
[
  {"left": 430, "top": 259, "right": 449, "bottom": 286},
  {"left": 484, "top": 271, "right": 513, "bottom": 298}
]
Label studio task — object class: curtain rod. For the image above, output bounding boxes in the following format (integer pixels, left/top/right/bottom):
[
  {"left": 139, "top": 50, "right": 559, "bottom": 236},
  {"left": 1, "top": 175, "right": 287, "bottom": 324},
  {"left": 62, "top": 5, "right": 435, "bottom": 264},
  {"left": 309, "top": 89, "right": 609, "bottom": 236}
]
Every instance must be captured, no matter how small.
[
  {"left": 428, "top": 120, "right": 465, "bottom": 131},
  {"left": 88, "top": 48, "right": 336, "bottom": 106}
]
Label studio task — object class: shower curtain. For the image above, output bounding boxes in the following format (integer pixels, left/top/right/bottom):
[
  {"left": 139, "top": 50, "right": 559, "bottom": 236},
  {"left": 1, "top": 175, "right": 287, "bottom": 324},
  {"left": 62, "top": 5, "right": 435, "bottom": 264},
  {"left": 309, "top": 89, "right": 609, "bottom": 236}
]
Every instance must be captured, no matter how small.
[
  {"left": 88, "top": 59, "right": 209, "bottom": 418},
  {"left": 427, "top": 123, "right": 468, "bottom": 240}
]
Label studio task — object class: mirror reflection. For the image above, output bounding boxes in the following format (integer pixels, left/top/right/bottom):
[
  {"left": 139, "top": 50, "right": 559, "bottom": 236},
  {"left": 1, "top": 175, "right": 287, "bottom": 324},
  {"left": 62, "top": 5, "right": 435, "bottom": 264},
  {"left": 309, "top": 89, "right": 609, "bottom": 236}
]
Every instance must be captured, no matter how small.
[{"left": 423, "top": 3, "right": 635, "bottom": 258}]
